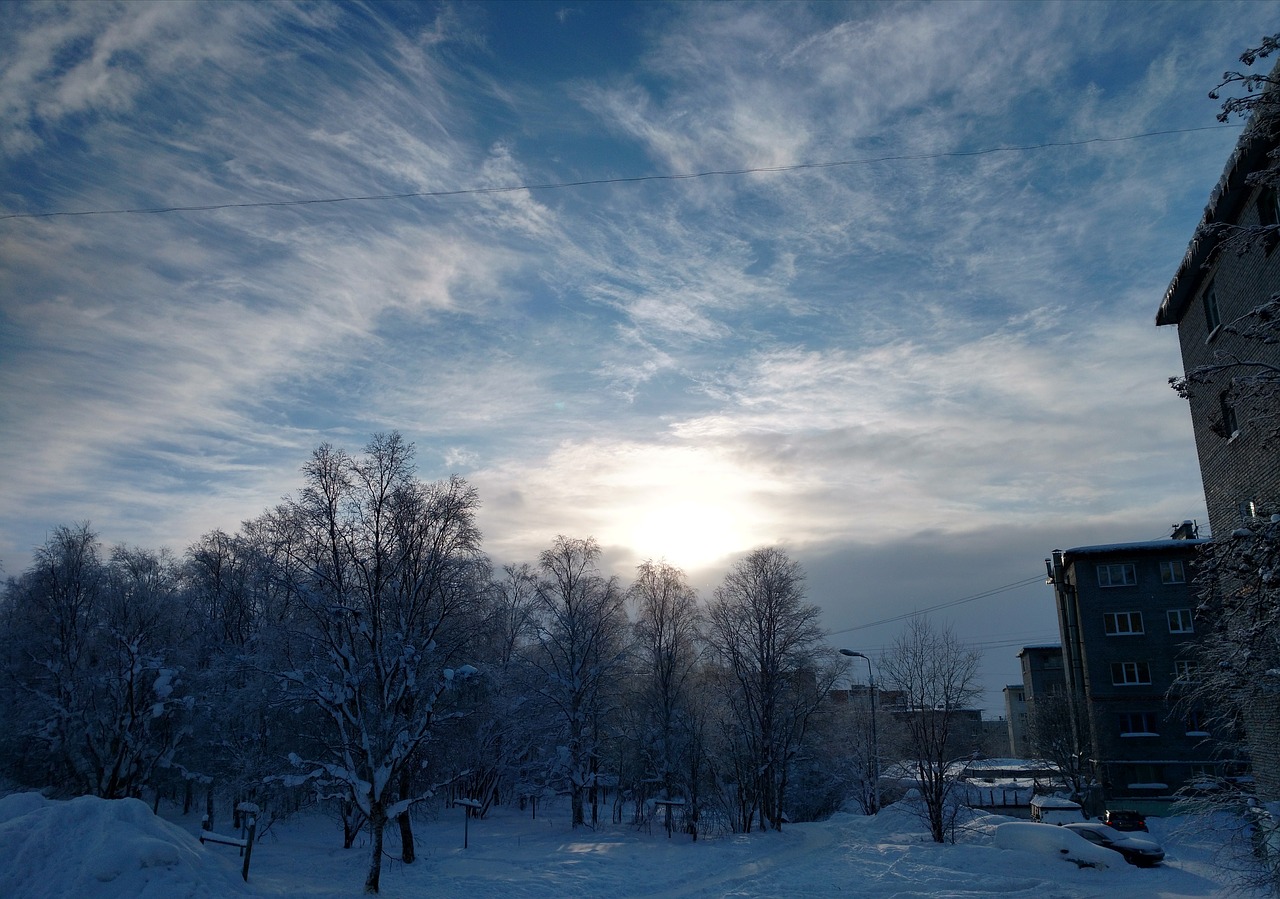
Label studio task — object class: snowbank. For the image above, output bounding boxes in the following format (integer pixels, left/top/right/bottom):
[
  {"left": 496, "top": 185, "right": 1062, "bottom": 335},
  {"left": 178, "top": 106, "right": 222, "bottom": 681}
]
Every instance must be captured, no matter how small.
[{"left": 0, "top": 793, "right": 251, "bottom": 899}]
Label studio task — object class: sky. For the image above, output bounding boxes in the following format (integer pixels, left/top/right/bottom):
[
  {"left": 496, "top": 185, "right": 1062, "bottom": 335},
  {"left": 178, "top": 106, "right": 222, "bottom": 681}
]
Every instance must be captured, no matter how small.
[{"left": 2, "top": 0, "right": 1275, "bottom": 713}]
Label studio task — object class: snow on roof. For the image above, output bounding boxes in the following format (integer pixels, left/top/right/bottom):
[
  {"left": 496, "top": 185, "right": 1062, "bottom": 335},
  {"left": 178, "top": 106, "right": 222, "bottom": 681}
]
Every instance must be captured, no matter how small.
[
  {"left": 1059, "top": 539, "right": 1207, "bottom": 557},
  {"left": 1030, "top": 795, "right": 1083, "bottom": 809}
]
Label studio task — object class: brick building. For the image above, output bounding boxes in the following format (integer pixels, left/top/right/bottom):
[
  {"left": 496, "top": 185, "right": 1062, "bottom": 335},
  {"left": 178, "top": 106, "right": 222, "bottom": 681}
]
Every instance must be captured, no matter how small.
[
  {"left": 1156, "top": 76, "right": 1280, "bottom": 804},
  {"left": 1156, "top": 109, "right": 1280, "bottom": 538},
  {"left": 1044, "top": 537, "right": 1228, "bottom": 800}
]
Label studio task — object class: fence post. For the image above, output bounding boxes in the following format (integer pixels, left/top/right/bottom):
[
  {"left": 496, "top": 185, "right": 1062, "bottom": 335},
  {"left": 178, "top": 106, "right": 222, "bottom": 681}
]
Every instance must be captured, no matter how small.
[{"left": 240, "top": 816, "right": 256, "bottom": 882}]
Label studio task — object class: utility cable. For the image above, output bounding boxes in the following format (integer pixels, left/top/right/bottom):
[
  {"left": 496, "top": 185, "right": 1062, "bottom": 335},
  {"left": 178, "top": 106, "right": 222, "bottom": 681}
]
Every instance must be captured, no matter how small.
[
  {"left": 826, "top": 573, "right": 1046, "bottom": 636},
  {"left": 0, "top": 124, "right": 1239, "bottom": 222}
]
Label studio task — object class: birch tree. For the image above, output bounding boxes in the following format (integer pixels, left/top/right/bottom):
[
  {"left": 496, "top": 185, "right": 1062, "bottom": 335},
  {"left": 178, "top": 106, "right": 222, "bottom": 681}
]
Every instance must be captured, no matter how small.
[
  {"left": 530, "top": 536, "right": 627, "bottom": 828},
  {"left": 274, "top": 433, "right": 486, "bottom": 893},
  {"left": 629, "top": 560, "right": 704, "bottom": 815},
  {"left": 705, "top": 547, "right": 831, "bottom": 832}
]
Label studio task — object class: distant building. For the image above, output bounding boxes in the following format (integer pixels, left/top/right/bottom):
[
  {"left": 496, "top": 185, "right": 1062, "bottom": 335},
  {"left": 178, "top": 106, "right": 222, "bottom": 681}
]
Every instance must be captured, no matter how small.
[
  {"left": 1044, "top": 534, "right": 1228, "bottom": 799},
  {"left": 1005, "top": 645, "right": 1066, "bottom": 757},
  {"left": 1003, "top": 684, "right": 1028, "bottom": 757}
]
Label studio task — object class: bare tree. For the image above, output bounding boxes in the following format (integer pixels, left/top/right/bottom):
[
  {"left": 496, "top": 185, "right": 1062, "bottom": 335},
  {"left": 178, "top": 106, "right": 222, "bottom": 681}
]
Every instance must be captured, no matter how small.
[
  {"left": 530, "top": 536, "right": 628, "bottom": 828},
  {"left": 273, "top": 434, "right": 486, "bottom": 893},
  {"left": 1024, "top": 687, "right": 1099, "bottom": 805},
  {"left": 705, "top": 547, "right": 833, "bottom": 832},
  {"left": 878, "top": 617, "right": 982, "bottom": 844},
  {"left": 628, "top": 559, "right": 705, "bottom": 832}
]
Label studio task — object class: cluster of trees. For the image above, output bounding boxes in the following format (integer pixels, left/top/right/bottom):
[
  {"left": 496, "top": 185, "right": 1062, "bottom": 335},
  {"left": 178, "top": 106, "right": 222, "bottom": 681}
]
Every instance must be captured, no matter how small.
[{"left": 0, "top": 433, "right": 884, "bottom": 892}]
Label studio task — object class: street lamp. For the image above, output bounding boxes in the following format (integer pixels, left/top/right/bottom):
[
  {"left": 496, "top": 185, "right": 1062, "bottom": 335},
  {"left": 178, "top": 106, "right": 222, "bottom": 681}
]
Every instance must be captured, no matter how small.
[{"left": 840, "top": 649, "right": 880, "bottom": 814}]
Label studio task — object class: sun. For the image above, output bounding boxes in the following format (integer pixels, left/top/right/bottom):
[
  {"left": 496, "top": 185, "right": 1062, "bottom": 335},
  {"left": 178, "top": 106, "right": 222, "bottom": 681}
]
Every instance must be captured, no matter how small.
[{"left": 624, "top": 500, "right": 751, "bottom": 572}]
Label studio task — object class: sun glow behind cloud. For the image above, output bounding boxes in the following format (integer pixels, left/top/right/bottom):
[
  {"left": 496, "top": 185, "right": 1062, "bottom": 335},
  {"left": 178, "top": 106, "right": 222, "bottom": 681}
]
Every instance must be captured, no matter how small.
[
  {"left": 1, "top": 1, "right": 1263, "bottom": 711},
  {"left": 596, "top": 444, "right": 772, "bottom": 571}
]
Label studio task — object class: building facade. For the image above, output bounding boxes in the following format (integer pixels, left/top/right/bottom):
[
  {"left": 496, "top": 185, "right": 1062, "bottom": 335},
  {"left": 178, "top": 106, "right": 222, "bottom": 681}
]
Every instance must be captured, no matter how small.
[
  {"left": 1044, "top": 537, "right": 1227, "bottom": 799},
  {"left": 1005, "top": 646, "right": 1067, "bottom": 758},
  {"left": 1156, "top": 109, "right": 1280, "bottom": 538}
]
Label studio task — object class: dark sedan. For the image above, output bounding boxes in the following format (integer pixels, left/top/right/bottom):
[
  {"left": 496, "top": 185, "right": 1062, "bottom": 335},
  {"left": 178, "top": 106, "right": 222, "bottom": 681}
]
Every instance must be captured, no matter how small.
[
  {"left": 1102, "top": 809, "right": 1148, "bottom": 832},
  {"left": 1064, "top": 822, "right": 1165, "bottom": 867}
]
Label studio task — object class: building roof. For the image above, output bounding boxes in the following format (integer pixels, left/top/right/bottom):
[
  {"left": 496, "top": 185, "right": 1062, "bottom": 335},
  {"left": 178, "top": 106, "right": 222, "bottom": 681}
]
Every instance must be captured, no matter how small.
[
  {"left": 1017, "top": 645, "right": 1062, "bottom": 658},
  {"left": 1058, "top": 538, "right": 1207, "bottom": 559},
  {"left": 1157, "top": 88, "right": 1279, "bottom": 327}
]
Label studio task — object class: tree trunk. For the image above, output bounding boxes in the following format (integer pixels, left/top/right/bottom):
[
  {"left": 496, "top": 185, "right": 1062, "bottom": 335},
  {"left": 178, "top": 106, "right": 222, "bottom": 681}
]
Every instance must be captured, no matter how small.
[
  {"left": 396, "top": 767, "right": 415, "bottom": 863},
  {"left": 364, "top": 804, "right": 386, "bottom": 894}
]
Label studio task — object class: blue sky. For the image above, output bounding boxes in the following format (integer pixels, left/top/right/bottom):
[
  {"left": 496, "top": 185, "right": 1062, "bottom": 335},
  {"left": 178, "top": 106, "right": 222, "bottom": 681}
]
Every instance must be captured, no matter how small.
[{"left": 1, "top": 1, "right": 1273, "bottom": 710}]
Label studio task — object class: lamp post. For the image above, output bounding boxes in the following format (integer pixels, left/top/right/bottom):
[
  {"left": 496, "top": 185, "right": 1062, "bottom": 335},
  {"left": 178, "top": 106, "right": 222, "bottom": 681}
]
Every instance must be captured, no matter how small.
[{"left": 840, "top": 648, "right": 880, "bottom": 814}]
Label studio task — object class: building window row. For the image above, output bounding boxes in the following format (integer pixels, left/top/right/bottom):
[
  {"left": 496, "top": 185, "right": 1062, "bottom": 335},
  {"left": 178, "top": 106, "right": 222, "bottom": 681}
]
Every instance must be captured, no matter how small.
[
  {"left": 1097, "top": 563, "right": 1137, "bottom": 587},
  {"left": 1101, "top": 609, "right": 1193, "bottom": 635},
  {"left": 1117, "top": 710, "right": 1209, "bottom": 738},
  {"left": 1096, "top": 560, "right": 1191, "bottom": 588}
]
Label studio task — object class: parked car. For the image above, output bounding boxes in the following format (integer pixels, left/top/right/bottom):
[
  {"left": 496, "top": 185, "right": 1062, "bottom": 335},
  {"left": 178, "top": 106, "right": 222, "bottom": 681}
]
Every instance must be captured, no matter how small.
[
  {"left": 1063, "top": 822, "right": 1164, "bottom": 867},
  {"left": 994, "top": 822, "right": 1114, "bottom": 868},
  {"left": 1102, "top": 809, "right": 1148, "bottom": 832}
]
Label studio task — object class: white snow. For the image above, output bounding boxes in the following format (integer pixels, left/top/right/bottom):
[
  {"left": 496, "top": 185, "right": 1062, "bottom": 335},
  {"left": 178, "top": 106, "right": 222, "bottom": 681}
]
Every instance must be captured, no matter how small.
[{"left": 0, "top": 791, "right": 1269, "bottom": 898}]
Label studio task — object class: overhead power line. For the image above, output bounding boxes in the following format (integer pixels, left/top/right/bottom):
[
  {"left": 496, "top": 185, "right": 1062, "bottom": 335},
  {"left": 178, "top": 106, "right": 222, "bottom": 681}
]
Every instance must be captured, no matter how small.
[
  {"left": 826, "top": 573, "right": 1047, "bottom": 637},
  {"left": 0, "top": 124, "right": 1239, "bottom": 222}
]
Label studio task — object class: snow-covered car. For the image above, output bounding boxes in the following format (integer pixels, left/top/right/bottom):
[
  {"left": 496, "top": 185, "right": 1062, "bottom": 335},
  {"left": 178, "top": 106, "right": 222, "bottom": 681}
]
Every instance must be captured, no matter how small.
[
  {"left": 994, "top": 821, "right": 1114, "bottom": 868},
  {"left": 1063, "top": 822, "right": 1165, "bottom": 866}
]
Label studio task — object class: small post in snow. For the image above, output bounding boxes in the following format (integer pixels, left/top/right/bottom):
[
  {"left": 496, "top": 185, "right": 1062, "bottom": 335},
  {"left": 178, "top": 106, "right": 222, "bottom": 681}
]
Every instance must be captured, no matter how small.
[{"left": 457, "top": 798, "right": 482, "bottom": 849}]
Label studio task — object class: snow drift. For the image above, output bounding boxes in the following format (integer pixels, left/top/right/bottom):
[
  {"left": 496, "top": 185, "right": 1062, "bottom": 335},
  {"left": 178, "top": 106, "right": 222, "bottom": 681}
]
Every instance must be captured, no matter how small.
[{"left": 0, "top": 793, "right": 251, "bottom": 899}]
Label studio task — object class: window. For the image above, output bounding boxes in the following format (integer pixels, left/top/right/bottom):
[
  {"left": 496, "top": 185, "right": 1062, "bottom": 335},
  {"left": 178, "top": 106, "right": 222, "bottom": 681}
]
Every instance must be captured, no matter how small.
[
  {"left": 1160, "top": 560, "right": 1186, "bottom": 584},
  {"left": 1168, "top": 609, "right": 1194, "bottom": 634},
  {"left": 1173, "top": 660, "right": 1198, "bottom": 681},
  {"left": 1097, "top": 563, "right": 1137, "bottom": 587},
  {"left": 1186, "top": 710, "right": 1209, "bottom": 736},
  {"left": 1104, "top": 611, "right": 1144, "bottom": 635},
  {"left": 1219, "top": 391, "right": 1239, "bottom": 438},
  {"left": 1239, "top": 499, "right": 1259, "bottom": 523},
  {"left": 1119, "top": 712, "right": 1159, "bottom": 736},
  {"left": 1112, "top": 661, "right": 1151, "bottom": 685},
  {"left": 1204, "top": 283, "right": 1221, "bottom": 334}
]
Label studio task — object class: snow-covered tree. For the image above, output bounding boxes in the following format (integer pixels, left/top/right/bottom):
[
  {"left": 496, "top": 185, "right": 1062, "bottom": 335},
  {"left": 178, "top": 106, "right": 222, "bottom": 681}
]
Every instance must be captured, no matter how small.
[
  {"left": 0, "top": 527, "right": 192, "bottom": 799},
  {"left": 529, "top": 536, "right": 628, "bottom": 829},
  {"left": 271, "top": 434, "right": 486, "bottom": 893},
  {"left": 705, "top": 547, "right": 834, "bottom": 832},
  {"left": 628, "top": 560, "right": 704, "bottom": 813}
]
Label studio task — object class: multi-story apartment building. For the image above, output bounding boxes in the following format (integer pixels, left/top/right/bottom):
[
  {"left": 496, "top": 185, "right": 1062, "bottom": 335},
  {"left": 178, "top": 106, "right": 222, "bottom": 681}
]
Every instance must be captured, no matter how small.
[
  {"left": 1156, "top": 67, "right": 1280, "bottom": 805},
  {"left": 1044, "top": 535, "right": 1227, "bottom": 800},
  {"left": 1156, "top": 103, "right": 1280, "bottom": 538}
]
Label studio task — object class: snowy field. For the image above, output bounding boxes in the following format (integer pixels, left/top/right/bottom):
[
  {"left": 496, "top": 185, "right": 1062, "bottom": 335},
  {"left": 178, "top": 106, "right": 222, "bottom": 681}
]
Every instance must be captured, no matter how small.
[{"left": 0, "top": 791, "right": 1267, "bottom": 899}]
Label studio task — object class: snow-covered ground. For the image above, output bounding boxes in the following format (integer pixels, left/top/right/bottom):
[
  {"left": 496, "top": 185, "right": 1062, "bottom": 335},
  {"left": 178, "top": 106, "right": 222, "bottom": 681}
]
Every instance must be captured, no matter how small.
[{"left": 0, "top": 791, "right": 1267, "bottom": 898}]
